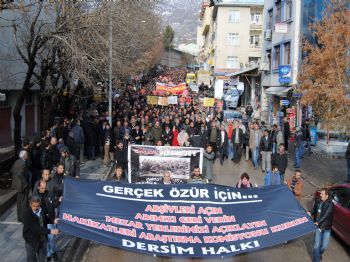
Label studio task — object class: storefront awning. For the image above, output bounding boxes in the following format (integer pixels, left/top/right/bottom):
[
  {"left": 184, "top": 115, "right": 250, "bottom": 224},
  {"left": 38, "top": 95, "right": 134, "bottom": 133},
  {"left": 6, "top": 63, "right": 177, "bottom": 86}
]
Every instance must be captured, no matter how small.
[
  {"left": 227, "top": 66, "right": 259, "bottom": 77},
  {"left": 264, "top": 86, "right": 292, "bottom": 96}
]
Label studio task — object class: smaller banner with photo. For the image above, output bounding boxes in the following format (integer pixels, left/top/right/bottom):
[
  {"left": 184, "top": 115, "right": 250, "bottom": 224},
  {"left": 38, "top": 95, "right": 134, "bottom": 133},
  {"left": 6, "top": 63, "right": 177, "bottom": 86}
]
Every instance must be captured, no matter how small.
[
  {"left": 129, "top": 145, "right": 203, "bottom": 184},
  {"left": 158, "top": 96, "right": 169, "bottom": 106},
  {"left": 146, "top": 96, "right": 158, "bottom": 105},
  {"left": 203, "top": 97, "right": 215, "bottom": 107},
  {"left": 167, "top": 96, "right": 178, "bottom": 105}
]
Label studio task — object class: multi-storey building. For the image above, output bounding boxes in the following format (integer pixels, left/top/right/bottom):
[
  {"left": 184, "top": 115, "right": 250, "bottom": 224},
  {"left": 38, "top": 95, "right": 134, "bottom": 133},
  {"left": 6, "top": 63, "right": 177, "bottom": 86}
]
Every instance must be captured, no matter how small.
[
  {"left": 260, "top": 0, "right": 330, "bottom": 128},
  {"left": 198, "top": 0, "right": 264, "bottom": 104}
]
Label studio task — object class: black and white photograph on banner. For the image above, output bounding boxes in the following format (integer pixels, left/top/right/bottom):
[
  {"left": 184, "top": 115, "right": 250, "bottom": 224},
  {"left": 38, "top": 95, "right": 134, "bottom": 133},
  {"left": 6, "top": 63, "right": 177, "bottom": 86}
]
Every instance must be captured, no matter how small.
[
  {"left": 129, "top": 145, "right": 203, "bottom": 184},
  {"left": 139, "top": 156, "right": 191, "bottom": 178}
]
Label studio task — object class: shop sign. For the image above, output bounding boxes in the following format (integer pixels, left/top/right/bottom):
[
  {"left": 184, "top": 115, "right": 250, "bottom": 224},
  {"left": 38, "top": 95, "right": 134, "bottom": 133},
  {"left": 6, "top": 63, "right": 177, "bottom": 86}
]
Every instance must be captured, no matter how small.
[
  {"left": 280, "top": 100, "right": 290, "bottom": 106},
  {"left": 278, "top": 65, "right": 291, "bottom": 84}
]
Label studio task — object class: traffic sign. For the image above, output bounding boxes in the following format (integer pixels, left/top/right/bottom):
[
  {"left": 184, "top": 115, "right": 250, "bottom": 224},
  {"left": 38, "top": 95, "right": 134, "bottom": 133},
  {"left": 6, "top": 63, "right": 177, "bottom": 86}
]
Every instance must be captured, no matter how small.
[
  {"left": 293, "top": 93, "right": 304, "bottom": 97},
  {"left": 280, "top": 99, "right": 290, "bottom": 106},
  {"left": 279, "top": 77, "right": 291, "bottom": 84}
]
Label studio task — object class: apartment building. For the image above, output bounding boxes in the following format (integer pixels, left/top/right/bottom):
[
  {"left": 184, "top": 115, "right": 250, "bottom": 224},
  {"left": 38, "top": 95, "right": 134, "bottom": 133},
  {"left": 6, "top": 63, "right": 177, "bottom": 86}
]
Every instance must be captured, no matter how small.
[
  {"left": 198, "top": 0, "right": 264, "bottom": 104},
  {"left": 260, "top": 0, "right": 330, "bottom": 129},
  {"left": 199, "top": 0, "right": 264, "bottom": 71}
]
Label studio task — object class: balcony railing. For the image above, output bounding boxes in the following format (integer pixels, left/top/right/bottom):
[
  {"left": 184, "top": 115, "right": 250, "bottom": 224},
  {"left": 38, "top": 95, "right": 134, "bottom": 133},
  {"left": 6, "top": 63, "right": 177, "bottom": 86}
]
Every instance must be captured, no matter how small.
[{"left": 250, "top": 22, "right": 263, "bottom": 30}]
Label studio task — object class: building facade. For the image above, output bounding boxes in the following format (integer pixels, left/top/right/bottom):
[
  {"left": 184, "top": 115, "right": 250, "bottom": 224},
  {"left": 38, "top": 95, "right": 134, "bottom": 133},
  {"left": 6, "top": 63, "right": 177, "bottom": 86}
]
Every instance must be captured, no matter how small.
[
  {"left": 260, "top": 0, "right": 330, "bottom": 130},
  {"left": 260, "top": 0, "right": 300, "bottom": 127},
  {"left": 198, "top": 0, "right": 264, "bottom": 106},
  {"left": 0, "top": 6, "right": 41, "bottom": 147}
]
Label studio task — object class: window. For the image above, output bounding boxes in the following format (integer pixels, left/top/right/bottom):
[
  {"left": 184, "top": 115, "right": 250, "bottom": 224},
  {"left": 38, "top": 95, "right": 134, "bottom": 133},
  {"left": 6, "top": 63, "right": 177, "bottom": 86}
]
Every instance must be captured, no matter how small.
[
  {"left": 228, "top": 33, "right": 239, "bottom": 46},
  {"left": 249, "top": 57, "right": 260, "bottom": 66},
  {"left": 274, "top": 45, "right": 280, "bottom": 69},
  {"left": 331, "top": 188, "right": 350, "bottom": 209},
  {"left": 227, "top": 56, "right": 239, "bottom": 69},
  {"left": 275, "top": 2, "right": 282, "bottom": 23},
  {"left": 267, "top": 9, "right": 273, "bottom": 29},
  {"left": 250, "top": 12, "right": 261, "bottom": 24},
  {"left": 283, "top": 42, "right": 291, "bottom": 64},
  {"left": 285, "top": 0, "right": 292, "bottom": 21},
  {"left": 229, "top": 10, "right": 240, "bottom": 23},
  {"left": 266, "top": 49, "right": 272, "bottom": 70},
  {"left": 250, "top": 35, "right": 261, "bottom": 47}
]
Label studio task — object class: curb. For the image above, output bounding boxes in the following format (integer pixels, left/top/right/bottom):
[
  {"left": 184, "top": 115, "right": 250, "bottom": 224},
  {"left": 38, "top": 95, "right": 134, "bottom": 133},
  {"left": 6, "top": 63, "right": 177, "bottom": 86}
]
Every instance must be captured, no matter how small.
[
  {"left": 0, "top": 190, "right": 17, "bottom": 216},
  {"left": 60, "top": 162, "right": 115, "bottom": 262}
]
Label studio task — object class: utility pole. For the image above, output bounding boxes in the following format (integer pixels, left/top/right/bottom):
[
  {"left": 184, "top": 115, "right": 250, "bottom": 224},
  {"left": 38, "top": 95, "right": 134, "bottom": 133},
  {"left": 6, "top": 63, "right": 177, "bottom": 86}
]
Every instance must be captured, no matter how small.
[{"left": 108, "top": 13, "right": 113, "bottom": 126}]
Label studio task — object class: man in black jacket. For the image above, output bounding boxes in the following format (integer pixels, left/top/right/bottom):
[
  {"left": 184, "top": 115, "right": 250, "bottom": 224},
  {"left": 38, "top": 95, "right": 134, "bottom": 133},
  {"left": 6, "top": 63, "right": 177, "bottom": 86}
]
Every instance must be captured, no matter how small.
[
  {"left": 11, "top": 150, "right": 30, "bottom": 222},
  {"left": 23, "top": 195, "right": 59, "bottom": 262},
  {"left": 115, "top": 141, "right": 128, "bottom": 173},
  {"left": 231, "top": 121, "right": 244, "bottom": 164},
  {"left": 260, "top": 129, "right": 272, "bottom": 172},
  {"left": 272, "top": 143, "right": 288, "bottom": 183},
  {"left": 308, "top": 188, "right": 334, "bottom": 262},
  {"left": 36, "top": 180, "right": 59, "bottom": 261},
  {"left": 217, "top": 125, "right": 229, "bottom": 165}
]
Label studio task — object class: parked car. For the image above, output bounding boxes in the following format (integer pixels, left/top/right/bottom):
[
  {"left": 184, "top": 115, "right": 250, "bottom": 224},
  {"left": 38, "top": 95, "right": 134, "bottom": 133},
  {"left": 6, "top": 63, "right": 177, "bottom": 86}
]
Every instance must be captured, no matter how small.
[{"left": 314, "top": 183, "right": 350, "bottom": 246}]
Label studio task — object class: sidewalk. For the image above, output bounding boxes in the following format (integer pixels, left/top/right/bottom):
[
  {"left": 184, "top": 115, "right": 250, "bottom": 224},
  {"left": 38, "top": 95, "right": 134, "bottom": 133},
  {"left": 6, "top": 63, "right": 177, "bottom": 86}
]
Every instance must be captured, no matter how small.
[{"left": 287, "top": 147, "right": 347, "bottom": 188}]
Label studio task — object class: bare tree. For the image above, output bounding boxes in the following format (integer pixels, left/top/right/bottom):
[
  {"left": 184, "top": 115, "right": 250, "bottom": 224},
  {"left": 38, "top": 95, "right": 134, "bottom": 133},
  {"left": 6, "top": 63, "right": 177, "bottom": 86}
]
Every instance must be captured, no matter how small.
[{"left": 0, "top": 0, "right": 163, "bottom": 155}]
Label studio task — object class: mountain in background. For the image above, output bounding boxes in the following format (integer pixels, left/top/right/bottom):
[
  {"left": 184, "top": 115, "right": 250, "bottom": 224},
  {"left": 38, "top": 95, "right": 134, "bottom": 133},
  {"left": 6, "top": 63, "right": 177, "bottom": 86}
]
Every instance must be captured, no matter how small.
[{"left": 155, "top": 0, "right": 202, "bottom": 46}]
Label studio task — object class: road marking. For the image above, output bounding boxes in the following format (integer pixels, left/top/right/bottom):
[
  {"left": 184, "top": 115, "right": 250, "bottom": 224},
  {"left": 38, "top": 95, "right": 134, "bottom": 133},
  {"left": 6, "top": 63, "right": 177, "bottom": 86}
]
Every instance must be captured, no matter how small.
[{"left": 0, "top": 221, "right": 22, "bottom": 225}]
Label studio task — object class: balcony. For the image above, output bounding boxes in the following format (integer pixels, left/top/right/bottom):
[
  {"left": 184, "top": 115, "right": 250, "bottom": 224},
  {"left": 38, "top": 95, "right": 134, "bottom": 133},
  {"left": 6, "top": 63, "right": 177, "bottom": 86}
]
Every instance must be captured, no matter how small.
[
  {"left": 250, "top": 22, "right": 263, "bottom": 31},
  {"left": 249, "top": 44, "right": 262, "bottom": 49},
  {"left": 201, "top": 8, "right": 212, "bottom": 36}
]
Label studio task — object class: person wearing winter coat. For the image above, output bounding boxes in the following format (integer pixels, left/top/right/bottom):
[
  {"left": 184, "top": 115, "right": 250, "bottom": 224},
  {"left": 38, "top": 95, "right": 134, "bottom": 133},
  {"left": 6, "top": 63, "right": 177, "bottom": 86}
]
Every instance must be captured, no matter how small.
[
  {"left": 130, "top": 125, "right": 144, "bottom": 145},
  {"left": 71, "top": 119, "right": 85, "bottom": 162},
  {"left": 249, "top": 122, "right": 263, "bottom": 169},
  {"left": 11, "top": 150, "right": 30, "bottom": 222},
  {"left": 217, "top": 125, "right": 229, "bottom": 165},
  {"left": 236, "top": 173, "right": 253, "bottom": 188},
  {"left": 272, "top": 143, "right": 288, "bottom": 183},
  {"left": 60, "top": 146, "right": 79, "bottom": 178},
  {"left": 143, "top": 126, "right": 154, "bottom": 145},
  {"left": 151, "top": 121, "right": 163, "bottom": 145},
  {"left": 187, "top": 167, "right": 208, "bottom": 184},
  {"left": 286, "top": 170, "right": 304, "bottom": 201},
  {"left": 172, "top": 126, "right": 179, "bottom": 146},
  {"left": 85, "top": 117, "right": 98, "bottom": 160},
  {"left": 203, "top": 145, "right": 215, "bottom": 182},
  {"left": 162, "top": 125, "right": 173, "bottom": 146},
  {"left": 260, "top": 129, "right": 272, "bottom": 172},
  {"left": 177, "top": 127, "right": 190, "bottom": 147},
  {"left": 115, "top": 141, "right": 128, "bottom": 172},
  {"left": 102, "top": 123, "right": 115, "bottom": 165},
  {"left": 264, "top": 166, "right": 281, "bottom": 186},
  {"left": 231, "top": 121, "right": 244, "bottom": 164}
]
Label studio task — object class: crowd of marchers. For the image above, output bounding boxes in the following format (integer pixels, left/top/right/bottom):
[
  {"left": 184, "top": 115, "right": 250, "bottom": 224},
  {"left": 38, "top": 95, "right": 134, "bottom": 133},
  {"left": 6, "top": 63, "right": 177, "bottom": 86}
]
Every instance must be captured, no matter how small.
[{"left": 10, "top": 67, "right": 335, "bottom": 262}]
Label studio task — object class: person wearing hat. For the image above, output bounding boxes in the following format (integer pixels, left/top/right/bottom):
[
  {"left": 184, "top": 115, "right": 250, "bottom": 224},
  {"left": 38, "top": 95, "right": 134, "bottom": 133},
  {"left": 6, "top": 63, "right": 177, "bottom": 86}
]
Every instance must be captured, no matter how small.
[{"left": 60, "top": 146, "right": 79, "bottom": 178}]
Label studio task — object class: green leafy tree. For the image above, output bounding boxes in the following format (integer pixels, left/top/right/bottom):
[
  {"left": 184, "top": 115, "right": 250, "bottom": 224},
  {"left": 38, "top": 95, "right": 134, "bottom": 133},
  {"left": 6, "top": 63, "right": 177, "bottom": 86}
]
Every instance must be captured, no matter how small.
[{"left": 163, "top": 25, "right": 175, "bottom": 49}]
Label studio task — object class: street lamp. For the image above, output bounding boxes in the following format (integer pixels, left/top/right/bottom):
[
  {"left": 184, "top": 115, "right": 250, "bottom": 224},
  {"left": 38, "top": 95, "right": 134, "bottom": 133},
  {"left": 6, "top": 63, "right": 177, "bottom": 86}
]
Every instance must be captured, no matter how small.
[{"left": 108, "top": 13, "right": 112, "bottom": 126}]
